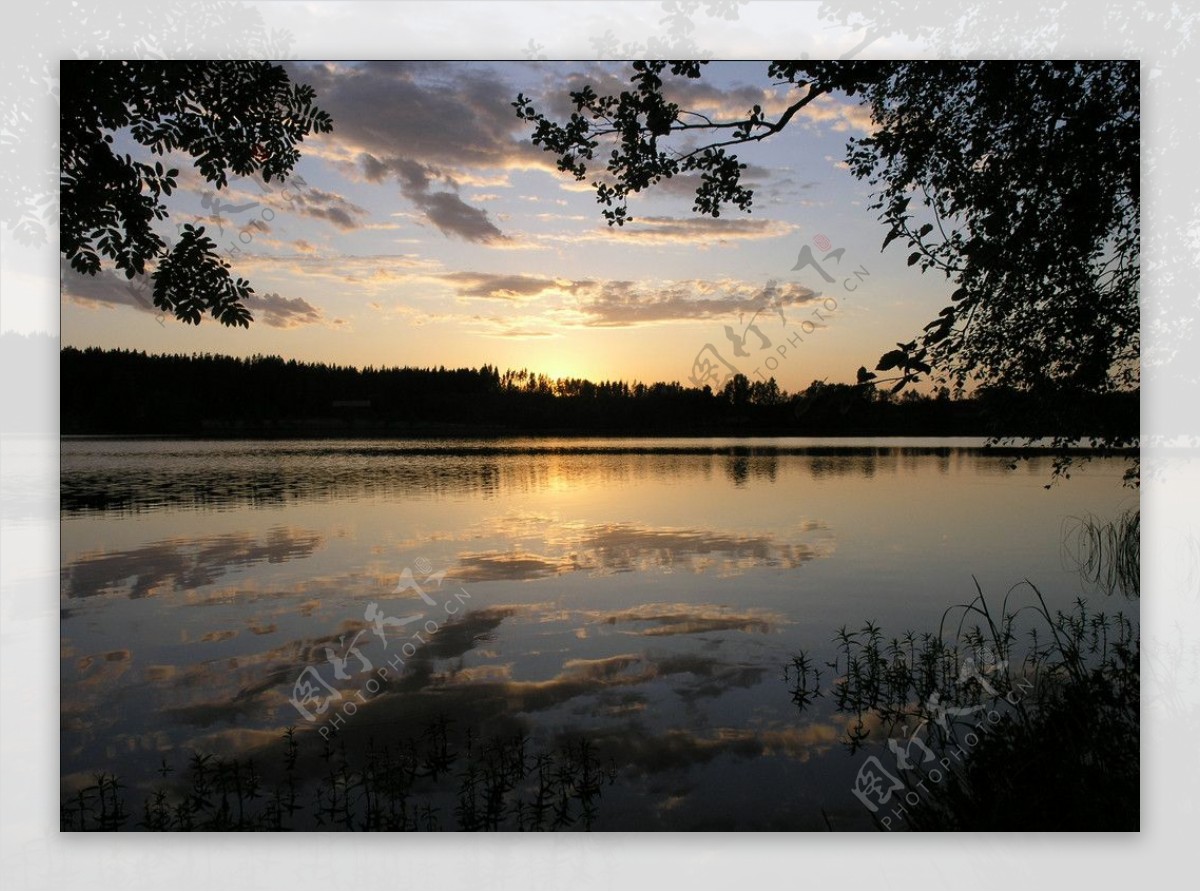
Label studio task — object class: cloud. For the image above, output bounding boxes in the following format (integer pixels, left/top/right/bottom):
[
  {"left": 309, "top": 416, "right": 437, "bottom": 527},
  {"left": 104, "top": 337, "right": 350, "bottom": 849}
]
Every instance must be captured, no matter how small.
[
  {"left": 298, "top": 62, "right": 540, "bottom": 170},
  {"left": 575, "top": 521, "right": 825, "bottom": 574},
  {"left": 423, "top": 269, "right": 816, "bottom": 329},
  {"left": 416, "top": 189, "right": 506, "bottom": 243},
  {"left": 73, "top": 649, "right": 133, "bottom": 689},
  {"left": 61, "top": 528, "right": 324, "bottom": 600},
  {"left": 280, "top": 185, "right": 370, "bottom": 231},
  {"left": 248, "top": 291, "right": 324, "bottom": 328},
  {"left": 361, "top": 154, "right": 507, "bottom": 243},
  {"left": 529, "top": 214, "right": 795, "bottom": 248},
  {"left": 61, "top": 260, "right": 326, "bottom": 328},
  {"left": 289, "top": 62, "right": 867, "bottom": 244},
  {"left": 481, "top": 326, "right": 558, "bottom": 339},
  {"left": 607, "top": 215, "right": 794, "bottom": 245},
  {"left": 800, "top": 94, "right": 875, "bottom": 133},
  {"left": 178, "top": 174, "right": 370, "bottom": 235},
  {"left": 439, "top": 271, "right": 588, "bottom": 300},
  {"left": 292, "top": 62, "right": 544, "bottom": 243},
  {"left": 446, "top": 518, "right": 832, "bottom": 582},
  {"left": 453, "top": 552, "right": 585, "bottom": 582},
  {"left": 60, "top": 262, "right": 163, "bottom": 317},
  {"left": 359, "top": 151, "right": 390, "bottom": 182},
  {"left": 597, "top": 604, "right": 780, "bottom": 637},
  {"left": 230, "top": 253, "right": 442, "bottom": 297},
  {"left": 576, "top": 278, "right": 818, "bottom": 327}
]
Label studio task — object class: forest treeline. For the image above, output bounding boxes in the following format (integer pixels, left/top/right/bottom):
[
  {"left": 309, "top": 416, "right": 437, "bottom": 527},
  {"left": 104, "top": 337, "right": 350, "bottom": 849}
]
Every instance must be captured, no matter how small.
[{"left": 60, "top": 346, "right": 1138, "bottom": 440}]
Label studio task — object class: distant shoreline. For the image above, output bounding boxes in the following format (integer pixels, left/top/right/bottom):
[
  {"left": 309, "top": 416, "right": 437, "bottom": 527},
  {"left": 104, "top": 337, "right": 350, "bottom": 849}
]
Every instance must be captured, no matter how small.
[
  {"left": 58, "top": 432, "right": 1139, "bottom": 456},
  {"left": 59, "top": 346, "right": 1140, "bottom": 446}
]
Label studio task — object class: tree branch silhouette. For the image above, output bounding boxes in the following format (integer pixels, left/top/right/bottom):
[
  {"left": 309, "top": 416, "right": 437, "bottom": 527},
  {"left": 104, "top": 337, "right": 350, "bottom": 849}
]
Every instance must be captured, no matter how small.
[
  {"left": 517, "top": 60, "right": 1139, "bottom": 482},
  {"left": 61, "top": 61, "right": 333, "bottom": 327}
]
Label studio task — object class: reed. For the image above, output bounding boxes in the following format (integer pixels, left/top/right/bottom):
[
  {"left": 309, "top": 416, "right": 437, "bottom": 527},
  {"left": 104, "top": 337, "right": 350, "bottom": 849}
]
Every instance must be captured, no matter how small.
[
  {"left": 60, "top": 718, "right": 616, "bottom": 832},
  {"left": 788, "top": 578, "right": 1138, "bottom": 830},
  {"left": 1062, "top": 508, "right": 1140, "bottom": 599}
]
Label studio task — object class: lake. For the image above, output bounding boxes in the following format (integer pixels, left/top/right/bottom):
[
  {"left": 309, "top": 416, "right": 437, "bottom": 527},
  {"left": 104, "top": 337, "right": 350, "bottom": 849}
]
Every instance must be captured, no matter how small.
[{"left": 59, "top": 437, "right": 1137, "bottom": 830}]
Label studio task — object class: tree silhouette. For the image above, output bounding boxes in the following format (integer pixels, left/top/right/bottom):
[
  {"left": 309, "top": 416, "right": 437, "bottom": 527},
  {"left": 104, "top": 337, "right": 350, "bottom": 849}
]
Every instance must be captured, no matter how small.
[
  {"left": 61, "top": 61, "right": 332, "bottom": 327},
  {"left": 515, "top": 61, "right": 1139, "bottom": 411},
  {"left": 59, "top": 345, "right": 1137, "bottom": 449}
]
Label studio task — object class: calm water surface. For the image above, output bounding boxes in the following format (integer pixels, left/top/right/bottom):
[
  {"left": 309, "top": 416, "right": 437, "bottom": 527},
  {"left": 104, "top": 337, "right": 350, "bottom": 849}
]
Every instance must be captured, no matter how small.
[{"left": 60, "top": 438, "right": 1136, "bottom": 830}]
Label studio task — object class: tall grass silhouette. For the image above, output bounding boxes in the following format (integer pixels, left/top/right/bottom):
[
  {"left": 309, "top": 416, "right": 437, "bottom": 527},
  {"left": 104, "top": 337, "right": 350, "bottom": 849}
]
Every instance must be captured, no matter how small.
[
  {"left": 787, "top": 574, "right": 1139, "bottom": 830},
  {"left": 61, "top": 719, "right": 616, "bottom": 831}
]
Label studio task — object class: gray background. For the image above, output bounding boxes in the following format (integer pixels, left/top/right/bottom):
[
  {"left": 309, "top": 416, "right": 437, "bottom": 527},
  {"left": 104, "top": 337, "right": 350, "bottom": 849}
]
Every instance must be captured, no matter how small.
[{"left": 1, "top": 1, "right": 1194, "bottom": 888}]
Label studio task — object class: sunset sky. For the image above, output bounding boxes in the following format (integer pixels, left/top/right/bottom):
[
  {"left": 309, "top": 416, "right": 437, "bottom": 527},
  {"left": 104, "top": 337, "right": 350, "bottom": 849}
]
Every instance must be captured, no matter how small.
[{"left": 60, "top": 60, "right": 956, "bottom": 393}]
